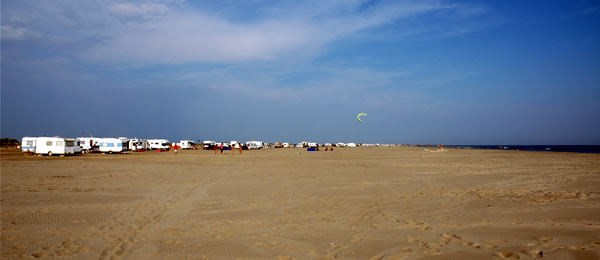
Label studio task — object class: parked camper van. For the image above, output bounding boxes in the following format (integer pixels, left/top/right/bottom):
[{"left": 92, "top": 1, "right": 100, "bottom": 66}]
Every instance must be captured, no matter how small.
[
  {"left": 177, "top": 140, "right": 196, "bottom": 149},
  {"left": 34, "top": 137, "right": 73, "bottom": 156},
  {"left": 97, "top": 138, "right": 127, "bottom": 154},
  {"left": 245, "top": 141, "right": 264, "bottom": 150},
  {"left": 21, "top": 137, "right": 37, "bottom": 153},
  {"left": 147, "top": 139, "right": 170, "bottom": 151}
]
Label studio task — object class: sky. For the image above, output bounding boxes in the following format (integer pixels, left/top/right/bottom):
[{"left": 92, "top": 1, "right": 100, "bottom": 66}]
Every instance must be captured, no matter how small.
[{"left": 1, "top": 0, "right": 599, "bottom": 144}]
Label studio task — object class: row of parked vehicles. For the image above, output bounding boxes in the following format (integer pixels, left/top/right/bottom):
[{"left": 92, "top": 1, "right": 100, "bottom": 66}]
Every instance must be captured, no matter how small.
[{"left": 21, "top": 136, "right": 196, "bottom": 156}]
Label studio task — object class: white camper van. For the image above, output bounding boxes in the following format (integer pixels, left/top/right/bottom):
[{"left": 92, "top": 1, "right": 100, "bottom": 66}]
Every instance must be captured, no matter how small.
[
  {"left": 177, "top": 140, "right": 195, "bottom": 149},
  {"left": 97, "top": 138, "right": 127, "bottom": 154},
  {"left": 147, "top": 139, "right": 170, "bottom": 151},
  {"left": 21, "top": 137, "right": 37, "bottom": 153},
  {"left": 34, "top": 137, "right": 74, "bottom": 156},
  {"left": 245, "top": 141, "right": 264, "bottom": 150}
]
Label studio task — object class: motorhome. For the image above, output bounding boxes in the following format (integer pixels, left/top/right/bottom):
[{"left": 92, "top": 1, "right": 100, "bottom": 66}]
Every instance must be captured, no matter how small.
[
  {"left": 34, "top": 137, "right": 74, "bottom": 156},
  {"left": 97, "top": 138, "right": 127, "bottom": 154},
  {"left": 21, "top": 137, "right": 37, "bottom": 153},
  {"left": 177, "top": 140, "right": 196, "bottom": 149},
  {"left": 282, "top": 142, "right": 290, "bottom": 148},
  {"left": 346, "top": 143, "right": 357, "bottom": 147},
  {"left": 246, "top": 141, "right": 264, "bottom": 150},
  {"left": 147, "top": 139, "right": 170, "bottom": 151}
]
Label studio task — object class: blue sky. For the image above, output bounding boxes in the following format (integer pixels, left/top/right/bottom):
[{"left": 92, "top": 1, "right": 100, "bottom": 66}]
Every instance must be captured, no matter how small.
[{"left": 2, "top": 0, "right": 599, "bottom": 144}]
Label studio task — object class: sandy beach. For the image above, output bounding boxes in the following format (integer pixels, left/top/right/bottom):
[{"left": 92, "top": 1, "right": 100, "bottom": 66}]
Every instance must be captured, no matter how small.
[{"left": 1, "top": 147, "right": 599, "bottom": 259}]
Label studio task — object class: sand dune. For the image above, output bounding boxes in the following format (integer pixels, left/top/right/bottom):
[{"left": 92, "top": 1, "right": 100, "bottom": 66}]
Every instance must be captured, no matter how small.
[{"left": 1, "top": 147, "right": 599, "bottom": 259}]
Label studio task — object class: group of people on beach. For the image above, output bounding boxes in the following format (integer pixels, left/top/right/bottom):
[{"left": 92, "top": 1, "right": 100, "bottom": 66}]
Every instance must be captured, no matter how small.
[{"left": 213, "top": 143, "right": 244, "bottom": 155}]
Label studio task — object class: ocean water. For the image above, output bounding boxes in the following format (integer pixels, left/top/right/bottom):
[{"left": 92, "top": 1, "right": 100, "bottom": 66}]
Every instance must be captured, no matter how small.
[{"left": 448, "top": 145, "right": 600, "bottom": 154}]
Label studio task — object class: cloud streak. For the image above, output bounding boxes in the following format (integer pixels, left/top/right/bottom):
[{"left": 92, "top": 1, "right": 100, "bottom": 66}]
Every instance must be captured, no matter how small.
[{"left": 81, "top": 0, "right": 484, "bottom": 64}]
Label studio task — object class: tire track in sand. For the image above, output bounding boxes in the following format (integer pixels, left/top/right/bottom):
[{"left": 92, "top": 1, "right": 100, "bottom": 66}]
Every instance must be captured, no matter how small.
[{"left": 97, "top": 182, "right": 206, "bottom": 260}]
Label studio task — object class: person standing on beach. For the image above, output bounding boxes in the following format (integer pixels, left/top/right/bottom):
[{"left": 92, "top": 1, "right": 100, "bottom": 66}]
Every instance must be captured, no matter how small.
[
  {"left": 238, "top": 142, "right": 243, "bottom": 155},
  {"left": 220, "top": 143, "right": 224, "bottom": 154},
  {"left": 214, "top": 144, "right": 218, "bottom": 154},
  {"left": 173, "top": 143, "right": 179, "bottom": 155},
  {"left": 232, "top": 142, "right": 238, "bottom": 155}
]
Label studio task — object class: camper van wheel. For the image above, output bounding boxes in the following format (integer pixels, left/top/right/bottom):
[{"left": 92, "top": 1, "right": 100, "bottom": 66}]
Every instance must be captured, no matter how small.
[
  {"left": 109, "top": 151, "right": 112, "bottom": 154},
  {"left": 48, "top": 151, "right": 53, "bottom": 156}
]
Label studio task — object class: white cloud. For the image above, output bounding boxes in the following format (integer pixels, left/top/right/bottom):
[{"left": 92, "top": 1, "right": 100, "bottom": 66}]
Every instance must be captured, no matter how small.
[
  {"left": 109, "top": 2, "right": 168, "bottom": 18},
  {"left": 83, "top": 0, "right": 470, "bottom": 64},
  {"left": 1, "top": 25, "right": 28, "bottom": 40}
]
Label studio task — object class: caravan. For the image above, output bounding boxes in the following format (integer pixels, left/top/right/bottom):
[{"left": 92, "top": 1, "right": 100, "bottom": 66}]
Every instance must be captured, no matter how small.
[
  {"left": 21, "top": 137, "right": 37, "bottom": 153},
  {"left": 245, "top": 141, "right": 264, "bottom": 150},
  {"left": 34, "top": 137, "right": 74, "bottom": 156},
  {"left": 97, "top": 138, "right": 127, "bottom": 154},
  {"left": 177, "top": 140, "right": 196, "bottom": 150},
  {"left": 147, "top": 139, "right": 170, "bottom": 151}
]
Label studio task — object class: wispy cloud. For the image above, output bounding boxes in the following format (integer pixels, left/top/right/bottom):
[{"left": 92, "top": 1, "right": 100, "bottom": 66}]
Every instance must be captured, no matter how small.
[{"left": 109, "top": 2, "right": 168, "bottom": 18}]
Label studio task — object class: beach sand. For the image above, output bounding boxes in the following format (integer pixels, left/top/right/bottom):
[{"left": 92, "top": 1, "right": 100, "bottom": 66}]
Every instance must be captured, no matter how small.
[{"left": 1, "top": 147, "right": 599, "bottom": 259}]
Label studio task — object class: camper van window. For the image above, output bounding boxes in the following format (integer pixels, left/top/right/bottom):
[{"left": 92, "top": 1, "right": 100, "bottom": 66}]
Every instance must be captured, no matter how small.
[
  {"left": 46, "top": 141, "right": 53, "bottom": 146},
  {"left": 56, "top": 141, "right": 64, "bottom": 146},
  {"left": 117, "top": 143, "right": 122, "bottom": 147},
  {"left": 108, "top": 143, "right": 114, "bottom": 147},
  {"left": 27, "top": 141, "right": 33, "bottom": 146}
]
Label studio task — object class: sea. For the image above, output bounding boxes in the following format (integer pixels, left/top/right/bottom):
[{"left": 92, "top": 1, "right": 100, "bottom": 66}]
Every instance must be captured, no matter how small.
[{"left": 447, "top": 145, "right": 600, "bottom": 154}]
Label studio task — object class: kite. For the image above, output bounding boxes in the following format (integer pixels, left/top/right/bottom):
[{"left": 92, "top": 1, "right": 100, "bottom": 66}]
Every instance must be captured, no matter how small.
[{"left": 357, "top": 113, "right": 367, "bottom": 123}]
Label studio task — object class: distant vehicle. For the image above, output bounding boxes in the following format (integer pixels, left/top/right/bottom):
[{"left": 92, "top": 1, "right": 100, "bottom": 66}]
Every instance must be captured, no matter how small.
[
  {"left": 202, "top": 141, "right": 216, "bottom": 150},
  {"left": 33, "top": 137, "right": 75, "bottom": 156},
  {"left": 177, "top": 140, "right": 196, "bottom": 149},
  {"left": 336, "top": 143, "right": 346, "bottom": 147},
  {"left": 246, "top": 141, "right": 264, "bottom": 150},
  {"left": 66, "top": 138, "right": 82, "bottom": 154},
  {"left": 274, "top": 142, "right": 283, "bottom": 148},
  {"left": 346, "top": 143, "right": 357, "bottom": 147},
  {"left": 97, "top": 138, "right": 127, "bottom": 154},
  {"left": 21, "top": 137, "right": 37, "bottom": 153},
  {"left": 128, "top": 138, "right": 146, "bottom": 151},
  {"left": 147, "top": 139, "right": 170, "bottom": 151},
  {"left": 77, "top": 137, "right": 100, "bottom": 153},
  {"left": 282, "top": 142, "right": 290, "bottom": 148},
  {"left": 307, "top": 142, "right": 318, "bottom": 147}
]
